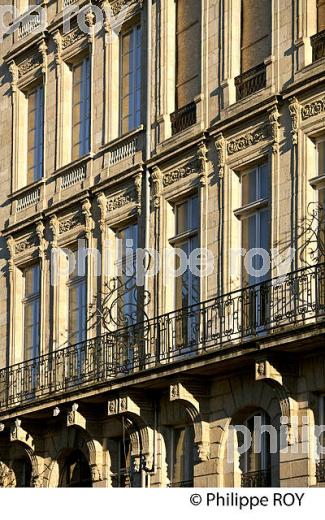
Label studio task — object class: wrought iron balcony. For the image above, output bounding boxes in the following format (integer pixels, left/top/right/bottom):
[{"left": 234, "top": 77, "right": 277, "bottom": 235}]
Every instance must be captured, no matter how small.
[
  {"left": 0, "top": 263, "right": 324, "bottom": 412},
  {"left": 241, "top": 469, "right": 271, "bottom": 487},
  {"left": 316, "top": 459, "right": 325, "bottom": 483},
  {"left": 311, "top": 30, "right": 325, "bottom": 62},
  {"left": 235, "top": 63, "right": 267, "bottom": 101},
  {"left": 170, "top": 102, "right": 197, "bottom": 135}
]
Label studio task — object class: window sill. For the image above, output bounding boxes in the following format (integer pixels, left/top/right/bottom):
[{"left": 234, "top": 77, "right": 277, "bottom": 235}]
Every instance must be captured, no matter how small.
[
  {"left": 309, "top": 174, "right": 325, "bottom": 189},
  {"left": 234, "top": 198, "right": 269, "bottom": 219},
  {"left": 9, "top": 178, "right": 45, "bottom": 201}
]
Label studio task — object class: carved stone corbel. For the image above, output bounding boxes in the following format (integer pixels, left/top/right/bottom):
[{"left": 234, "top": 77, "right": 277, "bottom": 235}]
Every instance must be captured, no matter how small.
[
  {"left": 49, "top": 215, "right": 59, "bottom": 248},
  {"left": 85, "top": 8, "right": 95, "bottom": 45},
  {"left": 198, "top": 141, "right": 209, "bottom": 186},
  {"left": 288, "top": 97, "right": 300, "bottom": 146},
  {"left": 67, "top": 403, "right": 86, "bottom": 430},
  {"left": 268, "top": 105, "right": 280, "bottom": 154},
  {"left": 38, "top": 39, "right": 47, "bottom": 75},
  {"left": 82, "top": 199, "right": 94, "bottom": 240},
  {"left": 150, "top": 166, "right": 162, "bottom": 209},
  {"left": 7, "top": 236, "right": 15, "bottom": 272},
  {"left": 8, "top": 61, "right": 18, "bottom": 94},
  {"left": 169, "top": 382, "right": 210, "bottom": 462},
  {"left": 10, "top": 419, "right": 34, "bottom": 450},
  {"left": 97, "top": 192, "right": 107, "bottom": 233},
  {"left": 36, "top": 220, "right": 46, "bottom": 260},
  {"left": 134, "top": 172, "right": 142, "bottom": 215},
  {"left": 215, "top": 132, "right": 226, "bottom": 179},
  {"left": 53, "top": 31, "right": 62, "bottom": 68}
]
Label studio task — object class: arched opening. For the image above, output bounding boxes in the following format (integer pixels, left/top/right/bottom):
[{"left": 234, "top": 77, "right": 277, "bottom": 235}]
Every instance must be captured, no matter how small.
[
  {"left": 238, "top": 411, "right": 272, "bottom": 487},
  {"left": 59, "top": 449, "right": 92, "bottom": 488},
  {"left": 12, "top": 456, "right": 32, "bottom": 487}
]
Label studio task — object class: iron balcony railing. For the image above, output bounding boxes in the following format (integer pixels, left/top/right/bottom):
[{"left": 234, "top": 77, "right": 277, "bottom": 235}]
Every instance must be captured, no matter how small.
[
  {"left": 0, "top": 263, "right": 324, "bottom": 411},
  {"left": 235, "top": 63, "right": 267, "bottom": 101},
  {"left": 241, "top": 469, "right": 271, "bottom": 488},
  {"left": 170, "top": 102, "right": 197, "bottom": 135},
  {"left": 311, "top": 29, "right": 325, "bottom": 62}
]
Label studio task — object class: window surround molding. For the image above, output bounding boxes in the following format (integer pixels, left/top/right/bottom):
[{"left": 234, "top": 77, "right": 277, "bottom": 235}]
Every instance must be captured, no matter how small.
[
  {"left": 6, "top": 220, "right": 46, "bottom": 366},
  {"left": 52, "top": 17, "right": 95, "bottom": 172},
  {"left": 157, "top": 0, "right": 205, "bottom": 143},
  {"left": 221, "top": 0, "right": 275, "bottom": 108},
  {"left": 295, "top": 0, "right": 318, "bottom": 71},
  {"left": 8, "top": 39, "right": 47, "bottom": 195}
]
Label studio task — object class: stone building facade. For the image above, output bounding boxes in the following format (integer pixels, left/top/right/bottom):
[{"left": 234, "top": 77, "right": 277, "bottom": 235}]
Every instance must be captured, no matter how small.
[{"left": 0, "top": 0, "right": 325, "bottom": 487}]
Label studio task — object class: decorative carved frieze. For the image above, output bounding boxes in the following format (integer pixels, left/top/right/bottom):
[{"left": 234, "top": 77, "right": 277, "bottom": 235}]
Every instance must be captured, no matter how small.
[
  {"left": 107, "top": 190, "right": 136, "bottom": 211},
  {"left": 58, "top": 213, "right": 81, "bottom": 234},
  {"left": 163, "top": 160, "right": 198, "bottom": 187},
  {"left": 18, "top": 56, "right": 41, "bottom": 78},
  {"left": 301, "top": 97, "right": 325, "bottom": 120},
  {"left": 110, "top": 0, "right": 144, "bottom": 16},
  {"left": 62, "top": 26, "right": 85, "bottom": 49},
  {"left": 288, "top": 97, "right": 300, "bottom": 145},
  {"left": 14, "top": 235, "right": 37, "bottom": 255},
  {"left": 227, "top": 125, "right": 270, "bottom": 155}
]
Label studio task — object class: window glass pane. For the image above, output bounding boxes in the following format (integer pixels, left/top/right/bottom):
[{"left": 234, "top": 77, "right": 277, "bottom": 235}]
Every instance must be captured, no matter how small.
[
  {"left": 120, "top": 25, "right": 141, "bottom": 134},
  {"left": 72, "top": 58, "right": 90, "bottom": 159},
  {"left": 259, "top": 163, "right": 269, "bottom": 199},
  {"left": 176, "top": 201, "right": 188, "bottom": 235}
]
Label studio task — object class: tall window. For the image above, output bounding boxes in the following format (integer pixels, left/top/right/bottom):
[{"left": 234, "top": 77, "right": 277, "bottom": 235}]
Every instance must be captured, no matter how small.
[
  {"left": 72, "top": 58, "right": 90, "bottom": 161},
  {"left": 115, "top": 223, "right": 138, "bottom": 327},
  {"left": 120, "top": 25, "right": 141, "bottom": 135},
  {"left": 27, "top": 85, "right": 44, "bottom": 184},
  {"left": 174, "top": 196, "right": 200, "bottom": 310},
  {"left": 317, "top": 0, "right": 325, "bottom": 33},
  {"left": 175, "top": 0, "right": 200, "bottom": 109},
  {"left": 168, "top": 426, "right": 194, "bottom": 487},
  {"left": 114, "top": 438, "right": 131, "bottom": 487},
  {"left": 240, "top": 163, "right": 270, "bottom": 286},
  {"left": 68, "top": 250, "right": 87, "bottom": 345},
  {"left": 171, "top": 196, "right": 200, "bottom": 349},
  {"left": 241, "top": 0, "right": 271, "bottom": 72},
  {"left": 23, "top": 264, "right": 40, "bottom": 361},
  {"left": 316, "top": 139, "right": 325, "bottom": 263},
  {"left": 240, "top": 412, "right": 271, "bottom": 487}
]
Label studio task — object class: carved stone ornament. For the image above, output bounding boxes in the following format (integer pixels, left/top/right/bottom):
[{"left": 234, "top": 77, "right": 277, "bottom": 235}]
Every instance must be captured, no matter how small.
[
  {"left": 7, "top": 236, "right": 15, "bottom": 272},
  {"left": 215, "top": 132, "right": 226, "bottom": 178},
  {"left": 163, "top": 160, "right": 198, "bottom": 187},
  {"left": 301, "top": 97, "right": 325, "bottom": 120},
  {"left": 134, "top": 173, "right": 142, "bottom": 214},
  {"left": 38, "top": 39, "right": 47, "bottom": 74},
  {"left": 82, "top": 199, "right": 94, "bottom": 239},
  {"left": 288, "top": 97, "right": 300, "bottom": 145},
  {"left": 53, "top": 31, "right": 62, "bottom": 67},
  {"left": 97, "top": 192, "right": 107, "bottom": 232},
  {"left": 110, "top": 0, "right": 144, "bottom": 16},
  {"left": 14, "top": 235, "right": 37, "bottom": 255},
  {"left": 91, "top": 465, "right": 102, "bottom": 482},
  {"left": 227, "top": 125, "right": 270, "bottom": 155},
  {"left": 268, "top": 105, "right": 280, "bottom": 154},
  {"left": 107, "top": 190, "right": 136, "bottom": 211},
  {"left": 18, "top": 54, "right": 42, "bottom": 78},
  {"left": 198, "top": 141, "right": 209, "bottom": 186},
  {"left": 9, "top": 61, "right": 18, "bottom": 92},
  {"left": 49, "top": 215, "right": 59, "bottom": 247},
  {"left": 36, "top": 220, "right": 46, "bottom": 258},
  {"left": 151, "top": 166, "right": 162, "bottom": 208},
  {"left": 62, "top": 26, "right": 84, "bottom": 49},
  {"left": 59, "top": 213, "right": 81, "bottom": 234}
]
